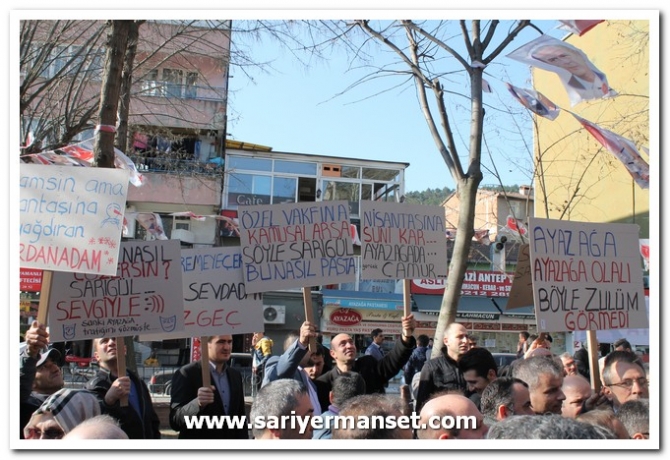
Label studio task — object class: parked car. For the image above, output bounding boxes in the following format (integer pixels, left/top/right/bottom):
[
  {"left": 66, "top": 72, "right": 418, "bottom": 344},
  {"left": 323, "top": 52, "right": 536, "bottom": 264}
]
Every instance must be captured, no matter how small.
[{"left": 148, "top": 352, "right": 253, "bottom": 396}]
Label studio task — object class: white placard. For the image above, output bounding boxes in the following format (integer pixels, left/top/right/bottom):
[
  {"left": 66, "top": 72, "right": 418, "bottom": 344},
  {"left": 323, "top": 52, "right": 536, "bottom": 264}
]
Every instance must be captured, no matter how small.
[
  {"left": 20, "top": 164, "right": 130, "bottom": 275},
  {"left": 47, "top": 240, "right": 184, "bottom": 341}
]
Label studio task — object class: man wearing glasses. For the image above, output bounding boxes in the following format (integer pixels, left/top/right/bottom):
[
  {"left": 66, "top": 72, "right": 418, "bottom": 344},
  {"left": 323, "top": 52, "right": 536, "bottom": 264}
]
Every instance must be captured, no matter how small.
[{"left": 601, "top": 351, "right": 649, "bottom": 412}]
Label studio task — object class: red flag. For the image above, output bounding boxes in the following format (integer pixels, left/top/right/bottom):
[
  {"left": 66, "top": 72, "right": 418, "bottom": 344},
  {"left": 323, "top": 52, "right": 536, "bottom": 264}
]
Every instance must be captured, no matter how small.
[
  {"left": 558, "top": 20, "right": 604, "bottom": 36},
  {"left": 572, "top": 114, "right": 649, "bottom": 189}
]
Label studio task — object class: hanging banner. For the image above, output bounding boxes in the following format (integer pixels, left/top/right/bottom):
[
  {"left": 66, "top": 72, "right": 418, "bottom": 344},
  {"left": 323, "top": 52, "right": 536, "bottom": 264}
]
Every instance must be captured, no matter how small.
[
  {"left": 360, "top": 201, "right": 448, "bottom": 280},
  {"left": 505, "top": 83, "right": 560, "bottom": 120},
  {"left": 47, "top": 239, "right": 184, "bottom": 342},
  {"left": 238, "top": 201, "right": 356, "bottom": 293},
  {"left": 19, "top": 164, "right": 129, "bottom": 275},
  {"left": 528, "top": 217, "right": 647, "bottom": 333},
  {"left": 572, "top": 114, "right": 650, "bottom": 189},
  {"left": 507, "top": 35, "right": 616, "bottom": 106},
  {"left": 557, "top": 20, "right": 604, "bottom": 36}
]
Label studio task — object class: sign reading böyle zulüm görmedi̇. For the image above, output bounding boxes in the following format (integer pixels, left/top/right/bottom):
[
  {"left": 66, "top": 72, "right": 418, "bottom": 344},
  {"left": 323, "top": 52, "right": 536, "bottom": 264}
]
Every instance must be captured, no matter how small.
[
  {"left": 360, "top": 201, "right": 447, "bottom": 280},
  {"left": 47, "top": 240, "right": 184, "bottom": 342},
  {"left": 528, "top": 217, "right": 647, "bottom": 333},
  {"left": 20, "top": 164, "right": 130, "bottom": 276},
  {"left": 143, "top": 246, "right": 263, "bottom": 340},
  {"left": 238, "top": 201, "right": 356, "bottom": 293}
]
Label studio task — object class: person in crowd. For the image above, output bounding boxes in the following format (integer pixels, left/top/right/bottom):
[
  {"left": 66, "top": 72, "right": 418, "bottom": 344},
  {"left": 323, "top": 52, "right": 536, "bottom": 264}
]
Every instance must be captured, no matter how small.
[
  {"left": 313, "top": 372, "right": 366, "bottom": 439},
  {"left": 426, "top": 338, "right": 434, "bottom": 360},
  {"left": 486, "top": 414, "right": 614, "bottom": 439},
  {"left": 415, "top": 323, "right": 468, "bottom": 412},
  {"left": 364, "top": 328, "right": 386, "bottom": 361},
  {"left": 573, "top": 346, "right": 591, "bottom": 382},
  {"left": 63, "top": 414, "right": 129, "bottom": 440},
  {"left": 516, "top": 331, "right": 530, "bottom": 359},
  {"left": 467, "top": 334, "right": 478, "bottom": 350},
  {"left": 561, "top": 374, "right": 594, "bottom": 418},
  {"left": 403, "top": 334, "right": 429, "bottom": 389},
  {"left": 24, "top": 389, "right": 102, "bottom": 440},
  {"left": 262, "top": 322, "right": 323, "bottom": 416},
  {"left": 316, "top": 315, "right": 416, "bottom": 412},
  {"left": 617, "top": 399, "right": 650, "bottom": 439},
  {"left": 332, "top": 394, "right": 412, "bottom": 440},
  {"left": 601, "top": 351, "right": 649, "bottom": 411},
  {"left": 251, "top": 331, "right": 273, "bottom": 392},
  {"left": 559, "top": 352, "right": 579, "bottom": 376},
  {"left": 20, "top": 321, "right": 64, "bottom": 438},
  {"left": 169, "top": 335, "right": 248, "bottom": 439},
  {"left": 613, "top": 338, "right": 633, "bottom": 352},
  {"left": 316, "top": 334, "right": 333, "bottom": 374},
  {"left": 250, "top": 379, "right": 314, "bottom": 440},
  {"left": 458, "top": 347, "right": 498, "bottom": 410},
  {"left": 85, "top": 337, "right": 161, "bottom": 439},
  {"left": 577, "top": 407, "right": 630, "bottom": 439},
  {"left": 480, "top": 377, "right": 534, "bottom": 424},
  {"left": 303, "top": 344, "right": 326, "bottom": 382},
  {"left": 417, "top": 392, "right": 488, "bottom": 439},
  {"left": 512, "top": 356, "right": 565, "bottom": 415}
]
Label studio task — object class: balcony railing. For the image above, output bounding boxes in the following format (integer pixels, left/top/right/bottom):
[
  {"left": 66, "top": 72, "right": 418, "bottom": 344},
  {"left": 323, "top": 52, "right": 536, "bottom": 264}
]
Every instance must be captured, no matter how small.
[
  {"left": 138, "top": 81, "right": 226, "bottom": 101},
  {"left": 130, "top": 154, "right": 224, "bottom": 176}
]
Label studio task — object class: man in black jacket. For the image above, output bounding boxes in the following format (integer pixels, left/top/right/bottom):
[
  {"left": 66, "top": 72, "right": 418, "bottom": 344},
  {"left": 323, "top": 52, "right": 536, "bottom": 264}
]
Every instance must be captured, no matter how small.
[
  {"left": 316, "top": 314, "right": 416, "bottom": 413},
  {"left": 85, "top": 337, "right": 161, "bottom": 439},
  {"left": 415, "top": 322, "right": 468, "bottom": 412},
  {"left": 169, "top": 335, "right": 248, "bottom": 439}
]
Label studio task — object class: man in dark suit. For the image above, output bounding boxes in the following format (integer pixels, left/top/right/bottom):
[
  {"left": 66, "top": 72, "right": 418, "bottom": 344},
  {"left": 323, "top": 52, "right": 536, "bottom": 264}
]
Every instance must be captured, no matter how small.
[{"left": 169, "top": 335, "right": 248, "bottom": 439}]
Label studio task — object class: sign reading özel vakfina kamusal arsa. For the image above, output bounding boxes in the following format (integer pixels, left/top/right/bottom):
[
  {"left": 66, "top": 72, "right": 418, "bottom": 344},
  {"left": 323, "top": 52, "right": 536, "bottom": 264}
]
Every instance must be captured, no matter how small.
[
  {"left": 238, "top": 201, "right": 356, "bottom": 293},
  {"left": 142, "top": 246, "right": 263, "bottom": 340},
  {"left": 528, "top": 217, "right": 647, "bottom": 333},
  {"left": 359, "top": 201, "right": 447, "bottom": 280},
  {"left": 20, "top": 164, "right": 130, "bottom": 276},
  {"left": 47, "top": 240, "right": 185, "bottom": 342}
]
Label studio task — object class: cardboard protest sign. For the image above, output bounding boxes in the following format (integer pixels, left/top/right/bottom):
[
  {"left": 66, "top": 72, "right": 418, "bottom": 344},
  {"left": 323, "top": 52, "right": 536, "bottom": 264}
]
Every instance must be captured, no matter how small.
[
  {"left": 528, "top": 217, "right": 648, "bottom": 333},
  {"left": 142, "top": 246, "right": 263, "bottom": 340},
  {"left": 507, "top": 35, "right": 616, "bottom": 106},
  {"left": 506, "top": 244, "right": 535, "bottom": 310},
  {"left": 238, "top": 201, "right": 356, "bottom": 293},
  {"left": 359, "top": 201, "right": 448, "bottom": 281},
  {"left": 20, "top": 164, "right": 129, "bottom": 275},
  {"left": 47, "top": 239, "right": 184, "bottom": 342}
]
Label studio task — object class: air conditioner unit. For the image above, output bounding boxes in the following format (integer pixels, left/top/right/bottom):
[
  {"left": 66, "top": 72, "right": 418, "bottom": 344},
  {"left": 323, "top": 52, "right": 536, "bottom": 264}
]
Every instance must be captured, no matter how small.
[
  {"left": 263, "top": 305, "right": 286, "bottom": 325},
  {"left": 171, "top": 229, "right": 195, "bottom": 244}
]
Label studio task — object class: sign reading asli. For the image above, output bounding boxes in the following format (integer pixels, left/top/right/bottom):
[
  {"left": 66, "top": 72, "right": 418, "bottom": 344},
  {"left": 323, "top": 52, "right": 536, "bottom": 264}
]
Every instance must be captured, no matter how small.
[
  {"left": 411, "top": 270, "right": 513, "bottom": 297},
  {"left": 528, "top": 217, "right": 648, "bottom": 333},
  {"left": 507, "top": 35, "right": 616, "bottom": 106},
  {"left": 20, "top": 164, "right": 130, "bottom": 276}
]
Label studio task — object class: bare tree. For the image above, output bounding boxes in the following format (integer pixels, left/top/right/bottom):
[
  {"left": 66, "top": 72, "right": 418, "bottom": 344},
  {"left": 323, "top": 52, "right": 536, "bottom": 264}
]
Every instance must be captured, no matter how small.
[{"left": 302, "top": 19, "right": 540, "bottom": 350}]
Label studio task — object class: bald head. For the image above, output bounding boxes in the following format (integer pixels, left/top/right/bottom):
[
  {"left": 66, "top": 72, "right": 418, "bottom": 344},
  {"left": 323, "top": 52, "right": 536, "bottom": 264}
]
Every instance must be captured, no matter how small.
[
  {"left": 561, "top": 374, "right": 593, "bottom": 418},
  {"left": 330, "top": 333, "right": 357, "bottom": 368},
  {"left": 63, "top": 415, "right": 128, "bottom": 440},
  {"left": 444, "top": 323, "right": 469, "bottom": 361},
  {"left": 417, "top": 393, "right": 488, "bottom": 439}
]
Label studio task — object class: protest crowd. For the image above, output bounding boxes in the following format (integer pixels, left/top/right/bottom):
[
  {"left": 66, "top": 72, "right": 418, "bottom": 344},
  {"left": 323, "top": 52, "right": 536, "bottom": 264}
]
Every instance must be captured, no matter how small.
[{"left": 20, "top": 319, "right": 650, "bottom": 441}]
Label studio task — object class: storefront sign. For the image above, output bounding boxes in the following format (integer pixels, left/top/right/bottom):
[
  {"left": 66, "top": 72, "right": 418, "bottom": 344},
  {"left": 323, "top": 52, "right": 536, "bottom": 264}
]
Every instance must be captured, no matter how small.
[
  {"left": 323, "top": 296, "right": 403, "bottom": 311},
  {"left": 325, "top": 305, "right": 403, "bottom": 322},
  {"left": 411, "top": 270, "right": 513, "bottom": 297},
  {"left": 20, "top": 268, "right": 43, "bottom": 292},
  {"left": 321, "top": 319, "right": 403, "bottom": 335},
  {"left": 329, "top": 308, "right": 362, "bottom": 326},
  {"left": 456, "top": 312, "right": 500, "bottom": 321}
]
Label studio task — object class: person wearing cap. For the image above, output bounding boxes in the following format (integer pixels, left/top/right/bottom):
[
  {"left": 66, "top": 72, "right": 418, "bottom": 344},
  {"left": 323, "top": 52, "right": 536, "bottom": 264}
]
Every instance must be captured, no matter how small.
[
  {"left": 23, "top": 388, "right": 102, "bottom": 439},
  {"left": 85, "top": 337, "right": 161, "bottom": 439},
  {"left": 20, "top": 321, "right": 64, "bottom": 439}
]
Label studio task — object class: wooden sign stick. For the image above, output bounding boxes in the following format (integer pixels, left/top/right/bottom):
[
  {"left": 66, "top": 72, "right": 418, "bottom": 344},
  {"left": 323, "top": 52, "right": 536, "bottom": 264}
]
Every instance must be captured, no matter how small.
[
  {"left": 115, "top": 336, "right": 128, "bottom": 407},
  {"left": 36, "top": 270, "right": 53, "bottom": 327},
  {"left": 302, "top": 287, "right": 317, "bottom": 353},
  {"left": 586, "top": 330, "right": 602, "bottom": 393},
  {"left": 200, "top": 336, "right": 211, "bottom": 388},
  {"left": 403, "top": 279, "right": 412, "bottom": 318}
]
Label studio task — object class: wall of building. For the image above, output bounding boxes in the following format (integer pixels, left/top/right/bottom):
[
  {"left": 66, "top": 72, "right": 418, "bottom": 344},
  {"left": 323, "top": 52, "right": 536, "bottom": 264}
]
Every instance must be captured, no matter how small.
[{"left": 532, "top": 20, "right": 650, "bottom": 237}]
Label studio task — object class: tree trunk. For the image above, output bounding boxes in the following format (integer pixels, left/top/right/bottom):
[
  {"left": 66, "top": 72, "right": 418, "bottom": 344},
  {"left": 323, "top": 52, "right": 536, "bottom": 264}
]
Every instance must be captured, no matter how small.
[
  {"left": 116, "top": 20, "right": 143, "bottom": 155},
  {"left": 94, "top": 20, "right": 131, "bottom": 168}
]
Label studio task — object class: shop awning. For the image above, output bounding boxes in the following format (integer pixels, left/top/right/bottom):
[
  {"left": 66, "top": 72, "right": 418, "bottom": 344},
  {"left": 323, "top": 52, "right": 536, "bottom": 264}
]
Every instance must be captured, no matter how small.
[{"left": 413, "top": 294, "right": 535, "bottom": 319}]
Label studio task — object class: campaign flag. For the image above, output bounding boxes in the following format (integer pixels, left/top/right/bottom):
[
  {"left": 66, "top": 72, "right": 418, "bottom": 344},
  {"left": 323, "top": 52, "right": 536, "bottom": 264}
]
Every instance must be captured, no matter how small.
[{"left": 505, "top": 83, "right": 560, "bottom": 120}]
